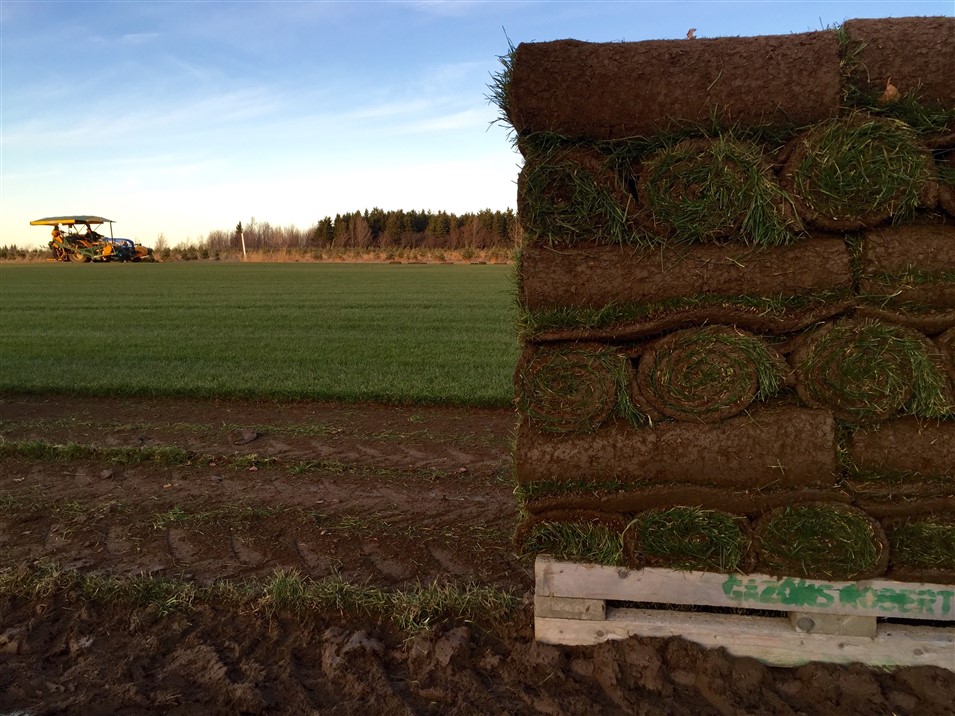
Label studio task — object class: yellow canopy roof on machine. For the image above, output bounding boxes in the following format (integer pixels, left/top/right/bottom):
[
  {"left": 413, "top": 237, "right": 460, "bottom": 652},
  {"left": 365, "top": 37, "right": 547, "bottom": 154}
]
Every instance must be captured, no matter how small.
[{"left": 30, "top": 215, "right": 113, "bottom": 226}]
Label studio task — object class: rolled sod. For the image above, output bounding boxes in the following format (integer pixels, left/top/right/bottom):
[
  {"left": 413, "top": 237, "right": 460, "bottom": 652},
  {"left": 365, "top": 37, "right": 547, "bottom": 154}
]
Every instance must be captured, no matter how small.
[
  {"left": 633, "top": 326, "right": 788, "bottom": 423},
  {"left": 859, "top": 224, "right": 955, "bottom": 309},
  {"left": 939, "top": 327, "right": 955, "bottom": 387},
  {"left": 518, "top": 145, "right": 635, "bottom": 245},
  {"left": 514, "top": 511, "right": 627, "bottom": 566},
  {"left": 521, "top": 485, "right": 849, "bottom": 520},
  {"left": 525, "top": 299, "right": 854, "bottom": 344},
  {"left": 859, "top": 281, "right": 955, "bottom": 310},
  {"left": 943, "top": 188, "right": 955, "bottom": 219},
  {"left": 854, "top": 305, "right": 955, "bottom": 336},
  {"left": 754, "top": 503, "right": 889, "bottom": 580},
  {"left": 849, "top": 417, "right": 955, "bottom": 479},
  {"left": 507, "top": 32, "right": 840, "bottom": 140},
  {"left": 635, "top": 137, "right": 798, "bottom": 246},
  {"left": 885, "top": 516, "right": 955, "bottom": 582},
  {"left": 514, "top": 343, "right": 625, "bottom": 434},
  {"left": 520, "top": 239, "right": 852, "bottom": 312},
  {"left": 623, "top": 507, "right": 750, "bottom": 573},
  {"left": 861, "top": 224, "right": 955, "bottom": 275},
  {"left": 842, "top": 17, "right": 955, "bottom": 111},
  {"left": 793, "top": 318, "right": 951, "bottom": 423},
  {"left": 781, "top": 115, "right": 935, "bottom": 231},
  {"left": 515, "top": 407, "right": 837, "bottom": 491},
  {"left": 939, "top": 150, "right": 955, "bottom": 217}
]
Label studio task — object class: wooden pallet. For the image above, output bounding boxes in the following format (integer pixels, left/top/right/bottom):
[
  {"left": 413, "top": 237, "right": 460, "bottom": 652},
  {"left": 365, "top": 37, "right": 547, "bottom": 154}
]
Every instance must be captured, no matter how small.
[{"left": 535, "top": 555, "right": 955, "bottom": 670}]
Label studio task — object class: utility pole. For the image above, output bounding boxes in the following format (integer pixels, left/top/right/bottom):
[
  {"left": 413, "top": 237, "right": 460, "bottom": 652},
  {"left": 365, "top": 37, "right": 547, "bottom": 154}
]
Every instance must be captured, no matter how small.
[{"left": 236, "top": 221, "right": 247, "bottom": 260}]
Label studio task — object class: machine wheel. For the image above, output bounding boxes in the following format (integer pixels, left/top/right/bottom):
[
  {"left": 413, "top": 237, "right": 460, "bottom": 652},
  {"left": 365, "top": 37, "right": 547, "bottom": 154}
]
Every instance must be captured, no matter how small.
[{"left": 70, "top": 252, "right": 91, "bottom": 263}]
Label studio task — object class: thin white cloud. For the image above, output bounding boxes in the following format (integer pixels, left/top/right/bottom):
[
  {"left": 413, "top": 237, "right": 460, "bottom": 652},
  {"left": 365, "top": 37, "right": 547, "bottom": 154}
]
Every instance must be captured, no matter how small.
[
  {"left": 389, "top": 107, "right": 493, "bottom": 134},
  {"left": 338, "top": 97, "right": 438, "bottom": 121},
  {"left": 410, "top": 1, "right": 487, "bottom": 18},
  {"left": 120, "top": 32, "right": 160, "bottom": 45},
  {"left": 2, "top": 86, "right": 280, "bottom": 149}
]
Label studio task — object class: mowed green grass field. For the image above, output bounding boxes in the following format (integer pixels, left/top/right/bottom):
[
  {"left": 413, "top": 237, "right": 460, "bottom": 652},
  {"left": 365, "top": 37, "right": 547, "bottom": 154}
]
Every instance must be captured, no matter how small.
[{"left": 0, "top": 263, "right": 519, "bottom": 406}]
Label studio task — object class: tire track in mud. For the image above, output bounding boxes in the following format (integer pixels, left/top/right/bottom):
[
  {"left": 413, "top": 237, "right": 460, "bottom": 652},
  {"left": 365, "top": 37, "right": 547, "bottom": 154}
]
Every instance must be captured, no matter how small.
[{"left": 0, "top": 394, "right": 527, "bottom": 590}]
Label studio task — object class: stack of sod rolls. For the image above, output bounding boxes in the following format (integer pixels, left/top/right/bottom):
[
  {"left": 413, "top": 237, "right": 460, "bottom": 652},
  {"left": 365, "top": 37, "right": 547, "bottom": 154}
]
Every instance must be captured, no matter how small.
[{"left": 501, "top": 17, "right": 955, "bottom": 582}]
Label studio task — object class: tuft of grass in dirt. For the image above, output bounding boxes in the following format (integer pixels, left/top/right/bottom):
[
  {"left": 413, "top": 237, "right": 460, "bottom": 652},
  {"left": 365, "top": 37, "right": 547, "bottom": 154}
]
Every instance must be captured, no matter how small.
[
  {"left": 860, "top": 92, "right": 955, "bottom": 137},
  {"left": 260, "top": 568, "right": 311, "bottom": 613},
  {"left": 0, "top": 440, "right": 196, "bottom": 466},
  {"left": 887, "top": 520, "right": 955, "bottom": 571},
  {"left": 625, "top": 507, "right": 748, "bottom": 572},
  {"left": 0, "top": 562, "right": 520, "bottom": 632},
  {"left": 756, "top": 504, "right": 884, "bottom": 580},
  {"left": 232, "top": 453, "right": 279, "bottom": 469},
  {"left": 517, "top": 520, "right": 624, "bottom": 566},
  {"left": 1, "top": 437, "right": 473, "bottom": 485},
  {"left": 152, "top": 504, "right": 287, "bottom": 530},
  {"left": 310, "top": 510, "right": 508, "bottom": 544},
  {"left": 152, "top": 505, "right": 190, "bottom": 530},
  {"left": 0, "top": 493, "right": 24, "bottom": 512},
  {"left": 387, "top": 579, "right": 518, "bottom": 632}
]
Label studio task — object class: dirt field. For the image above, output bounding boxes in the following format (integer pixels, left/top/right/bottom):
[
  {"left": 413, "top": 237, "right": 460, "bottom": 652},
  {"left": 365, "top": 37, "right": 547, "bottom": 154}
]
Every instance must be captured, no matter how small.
[{"left": 1, "top": 394, "right": 953, "bottom": 714}]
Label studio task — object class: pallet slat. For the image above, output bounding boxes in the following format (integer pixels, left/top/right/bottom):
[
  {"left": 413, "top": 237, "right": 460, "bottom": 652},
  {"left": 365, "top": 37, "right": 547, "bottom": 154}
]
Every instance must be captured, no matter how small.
[
  {"left": 535, "top": 556, "right": 955, "bottom": 670},
  {"left": 536, "top": 608, "right": 955, "bottom": 669},
  {"left": 536, "top": 555, "right": 955, "bottom": 621}
]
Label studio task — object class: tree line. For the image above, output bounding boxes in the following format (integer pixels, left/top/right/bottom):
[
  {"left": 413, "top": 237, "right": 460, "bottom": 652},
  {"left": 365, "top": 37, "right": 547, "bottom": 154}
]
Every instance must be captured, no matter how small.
[{"left": 200, "top": 208, "right": 517, "bottom": 253}]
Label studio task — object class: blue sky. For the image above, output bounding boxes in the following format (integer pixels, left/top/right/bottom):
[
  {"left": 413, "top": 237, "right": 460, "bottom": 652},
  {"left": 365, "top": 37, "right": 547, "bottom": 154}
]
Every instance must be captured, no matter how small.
[{"left": 2, "top": 1, "right": 952, "bottom": 248}]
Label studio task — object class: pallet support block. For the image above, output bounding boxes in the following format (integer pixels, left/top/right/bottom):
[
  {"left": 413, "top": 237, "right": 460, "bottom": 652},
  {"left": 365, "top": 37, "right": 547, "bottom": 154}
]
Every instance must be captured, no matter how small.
[{"left": 535, "top": 556, "right": 955, "bottom": 670}]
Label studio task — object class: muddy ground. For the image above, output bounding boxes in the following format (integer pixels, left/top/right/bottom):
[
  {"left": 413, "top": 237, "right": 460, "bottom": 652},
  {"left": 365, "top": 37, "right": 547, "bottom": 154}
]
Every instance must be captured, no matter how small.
[{"left": 1, "top": 394, "right": 953, "bottom": 715}]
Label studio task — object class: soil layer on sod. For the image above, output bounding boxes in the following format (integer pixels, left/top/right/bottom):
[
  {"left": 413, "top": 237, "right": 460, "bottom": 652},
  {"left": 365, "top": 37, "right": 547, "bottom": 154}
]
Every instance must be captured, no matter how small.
[
  {"left": 940, "top": 150, "right": 955, "bottom": 217},
  {"left": 859, "top": 280, "right": 955, "bottom": 310},
  {"left": 525, "top": 299, "right": 855, "bottom": 343},
  {"left": 520, "top": 485, "right": 955, "bottom": 522},
  {"left": 842, "top": 17, "right": 955, "bottom": 110},
  {"left": 861, "top": 224, "right": 955, "bottom": 275},
  {"left": 939, "top": 327, "right": 955, "bottom": 386},
  {"left": 853, "top": 305, "right": 955, "bottom": 335},
  {"left": 515, "top": 408, "right": 837, "bottom": 491},
  {"left": 859, "top": 224, "right": 955, "bottom": 311},
  {"left": 507, "top": 32, "right": 840, "bottom": 140},
  {"left": 848, "top": 417, "right": 955, "bottom": 479},
  {"left": 520, "top": 239, "right": 852, "bottom": 311}
]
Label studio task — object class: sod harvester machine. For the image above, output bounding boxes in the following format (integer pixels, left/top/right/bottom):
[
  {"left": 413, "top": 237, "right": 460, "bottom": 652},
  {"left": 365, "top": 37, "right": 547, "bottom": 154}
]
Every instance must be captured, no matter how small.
[{"left": 31, "top": 215, "right": 154, "bottom": 262}]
